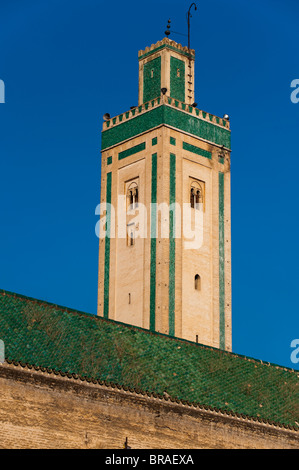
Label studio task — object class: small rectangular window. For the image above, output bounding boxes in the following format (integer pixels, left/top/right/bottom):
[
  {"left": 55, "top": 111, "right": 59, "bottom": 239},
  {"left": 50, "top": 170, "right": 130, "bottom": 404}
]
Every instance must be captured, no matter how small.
[{"left": 127, "top": 222, "right": 135, "bottom": 247}]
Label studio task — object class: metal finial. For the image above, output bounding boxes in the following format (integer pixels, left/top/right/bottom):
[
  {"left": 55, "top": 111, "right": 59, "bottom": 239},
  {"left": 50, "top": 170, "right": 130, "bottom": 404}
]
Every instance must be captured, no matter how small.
[
  {"left": 165, "top": 18, "right": 171, "bottom": 37},
  {"left": 187, "top": 3, "right": 197, "bottom": 51}
]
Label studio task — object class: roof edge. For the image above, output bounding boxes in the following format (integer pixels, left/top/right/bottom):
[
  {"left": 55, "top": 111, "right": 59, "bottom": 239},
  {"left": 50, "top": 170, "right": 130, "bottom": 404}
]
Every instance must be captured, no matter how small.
[
  {"left": 2, "top": 360, "right": 298, "bottom": 433},
  {"left": 1, "top": 288, "right": 298, "bottom": 376}
]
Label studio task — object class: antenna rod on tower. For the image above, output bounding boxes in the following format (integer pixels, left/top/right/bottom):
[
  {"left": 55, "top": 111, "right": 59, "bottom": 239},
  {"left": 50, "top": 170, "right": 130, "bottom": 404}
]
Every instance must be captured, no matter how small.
[{"left": 187, "top": 3, "right": 197, "bottom": 51}]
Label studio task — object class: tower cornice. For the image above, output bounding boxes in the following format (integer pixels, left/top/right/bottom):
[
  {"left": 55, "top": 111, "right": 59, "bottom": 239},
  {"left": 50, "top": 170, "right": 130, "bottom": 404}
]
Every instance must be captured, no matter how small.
[
  {"left": 101, "top": 95, "right": 231, "bottom": 152},
  {"left": 138, "top": 38, "right": 195, "bottom": 61}
]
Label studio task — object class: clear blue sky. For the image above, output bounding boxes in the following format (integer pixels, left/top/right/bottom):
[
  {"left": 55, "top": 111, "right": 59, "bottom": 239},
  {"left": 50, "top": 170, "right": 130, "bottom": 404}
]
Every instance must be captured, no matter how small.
[{"left": 0, "top": 0, "right": 298, "bottom": 369}]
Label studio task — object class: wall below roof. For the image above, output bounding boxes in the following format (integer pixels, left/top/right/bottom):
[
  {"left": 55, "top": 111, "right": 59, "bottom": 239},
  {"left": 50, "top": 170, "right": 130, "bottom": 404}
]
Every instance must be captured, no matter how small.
[{"left": 0, "top": 364, "right": 298, "bottom": 449}]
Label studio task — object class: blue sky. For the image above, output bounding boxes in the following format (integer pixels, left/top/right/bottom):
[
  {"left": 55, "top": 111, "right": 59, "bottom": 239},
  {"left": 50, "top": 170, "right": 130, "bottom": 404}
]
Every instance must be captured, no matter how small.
[{"left": 0, "top": 0, "right": 298, "bottom": 369}]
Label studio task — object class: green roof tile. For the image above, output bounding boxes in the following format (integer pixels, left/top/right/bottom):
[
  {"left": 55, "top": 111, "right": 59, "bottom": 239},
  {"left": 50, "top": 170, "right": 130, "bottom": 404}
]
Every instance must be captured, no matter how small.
[{"left": 0, "top": 289, "right": 298, "bottom": 429}]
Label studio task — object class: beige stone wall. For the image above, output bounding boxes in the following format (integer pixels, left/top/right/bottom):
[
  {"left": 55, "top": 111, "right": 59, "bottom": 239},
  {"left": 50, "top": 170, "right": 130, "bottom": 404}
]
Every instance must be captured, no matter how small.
[
  {"left": 149, "top": 125, "right": 232, "bottom": 349},
  {"left": 0, "top": 364, "right": 298, "bottom": 449},
  {"left": 98, "top": 118, "right": 232, "bottom": 349},
  {"left": 98, "top": 131, "right": 161, "bottom": 328},
  {"left": 113, "top": 160, "right": 145, "bottom": 327}
]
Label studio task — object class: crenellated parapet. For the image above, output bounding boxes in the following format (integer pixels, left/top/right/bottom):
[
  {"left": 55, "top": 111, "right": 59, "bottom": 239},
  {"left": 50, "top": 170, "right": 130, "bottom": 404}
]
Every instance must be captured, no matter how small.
[
  {"left": 101, "top": 94, "right": 231, "bottom": 151},
  {"left": 102, "top": 94, "right": 230, "bottom": 133},
  {"left": 138, "top": 37, "right": 195, "bottom": 61}
]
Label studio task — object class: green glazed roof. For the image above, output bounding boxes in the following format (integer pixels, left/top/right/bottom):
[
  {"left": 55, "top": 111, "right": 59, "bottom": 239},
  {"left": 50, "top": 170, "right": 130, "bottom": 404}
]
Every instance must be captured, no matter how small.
[{"left": 0, "top": 289, "right": 298, "bottom": 430}]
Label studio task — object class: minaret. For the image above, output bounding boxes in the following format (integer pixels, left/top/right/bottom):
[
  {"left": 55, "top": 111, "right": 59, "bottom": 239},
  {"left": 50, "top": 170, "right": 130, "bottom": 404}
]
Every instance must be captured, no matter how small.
[{"left": 98, "top": 37, "right": 232, "bottom": 351}]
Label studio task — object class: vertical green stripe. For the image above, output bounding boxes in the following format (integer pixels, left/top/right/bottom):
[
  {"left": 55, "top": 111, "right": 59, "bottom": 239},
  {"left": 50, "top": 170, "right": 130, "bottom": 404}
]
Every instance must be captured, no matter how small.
[
  {"left": 219, "top": 172, "right": 225, "bottom": 349},
  {"left": 103, "top": 172, "right": 112, "bottom": 319},
  {"left": 169, "top": 153, "right": 176, "bottom": 336},
  {"left": 143, "top": 56, "right": 161, "bottom": 103},
  {"left": 170, "top": 56, "right": 185, "bottom": 102},
  {"left": 150, "top": 154, "right": 157, "bottom": 331}
]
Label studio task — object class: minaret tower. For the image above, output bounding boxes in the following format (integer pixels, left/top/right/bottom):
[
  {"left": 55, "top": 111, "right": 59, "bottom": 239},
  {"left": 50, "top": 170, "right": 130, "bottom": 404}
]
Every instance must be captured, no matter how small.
[{"left": 98, "top": 37, "right": 232, "bottom": 351}]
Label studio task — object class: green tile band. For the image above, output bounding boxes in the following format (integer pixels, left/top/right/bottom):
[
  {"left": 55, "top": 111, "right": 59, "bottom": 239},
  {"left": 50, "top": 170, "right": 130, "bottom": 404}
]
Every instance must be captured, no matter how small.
[
  {"left": 102, "top": 105, "right": 231, "bottom": 151},
  {"left": 103, "top": 107, "right": 163, "bottom": 150},
  {"left": 170, "top": 56, "right": 185, "bottom": 102},
  {"left": 103, "top": 172, "right": 112, "bottom": 319},
  {"left": 219, "top": 172, "right": 225, "bottom": 349},
  {"left": 183, "top": 141, "right": 212, "bottom": 160},
  {"left": 169, "top": 153, "right": 176, "bottom": 337},
  {"left": 150, "top": 153, "right": 157, "bottom": 332},
  {"left": 143, "top": 56, "right": 161, "bottom": 103},
  {"left": 163, "top": 107, "right": 231, "bottom": 148},
  {"left": 118, "top": 142, "right": 146, "bottom": 160}
]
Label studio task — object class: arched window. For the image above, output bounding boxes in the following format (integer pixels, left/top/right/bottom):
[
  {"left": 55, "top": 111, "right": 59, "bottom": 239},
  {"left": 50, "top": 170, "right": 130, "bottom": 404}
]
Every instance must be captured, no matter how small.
[
  {"left": 195, "top": 274, "right": 201, "bottom": 291},
  {"left": 126, "top": 180, "right": 139, "bottom": 247},
  {"left": 127, "top": 182, "right": 138, "bottom": 210},
  {"left": 190, "top": 181, "right": 203, "bottom": 210}
]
